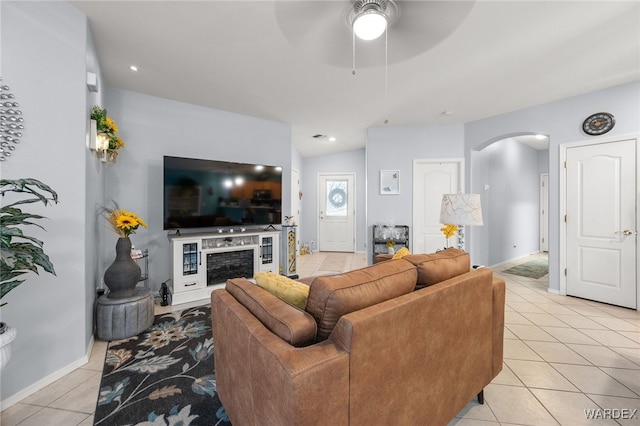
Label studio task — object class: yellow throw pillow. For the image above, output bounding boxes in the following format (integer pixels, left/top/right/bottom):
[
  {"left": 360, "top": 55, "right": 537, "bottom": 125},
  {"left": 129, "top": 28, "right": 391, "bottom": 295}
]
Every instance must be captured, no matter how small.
[
  {"left": 392, "top": 247, "right": 411, "bottom": 259},
  {"left": 254, "top": 272, "right": 310, "bottom": 310}
]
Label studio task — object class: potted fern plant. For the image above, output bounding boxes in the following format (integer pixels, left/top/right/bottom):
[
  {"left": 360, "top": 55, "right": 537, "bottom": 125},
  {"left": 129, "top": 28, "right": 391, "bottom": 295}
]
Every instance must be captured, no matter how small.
[{"left": 0, "top": 178, "right": 58, "bottom": 369}]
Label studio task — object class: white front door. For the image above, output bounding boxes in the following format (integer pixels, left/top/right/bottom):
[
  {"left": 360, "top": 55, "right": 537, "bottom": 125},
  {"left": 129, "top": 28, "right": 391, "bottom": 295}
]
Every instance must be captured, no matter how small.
[
  {"left": 318, "top": 174, "right": 355, "bottom": 252},
  {"left": 540, "top": 173, "right": 549, "bottom": 252},
  {"left": 566, "top": 139, "right": 637, "bottom": 309},
  {"left": 412, "top": 159, "right": 463, "bottom": 254}
]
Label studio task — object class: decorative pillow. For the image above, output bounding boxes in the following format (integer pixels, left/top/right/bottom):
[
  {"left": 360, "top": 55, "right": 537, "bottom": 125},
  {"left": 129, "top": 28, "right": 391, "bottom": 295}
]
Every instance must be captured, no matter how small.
[
  {"left": 403, "top": 248, "right": 470, "bottom": 290},
  {"left": 226, "top": 278, "right": 317, "bottom": 347},
  {"left": 392, "top": 247, "right": 411, "bottom": 259},
  {"left": 305, "top": 259, "right": 417, "bottom": 341},
  {"left": 254, "top": 272, "right": 310, "bottom": 310}
]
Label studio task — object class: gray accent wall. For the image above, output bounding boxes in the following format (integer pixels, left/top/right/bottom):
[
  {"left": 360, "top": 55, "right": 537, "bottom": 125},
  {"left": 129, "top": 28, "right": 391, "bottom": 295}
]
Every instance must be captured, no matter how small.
[
  {"left": 1, "top": 1, "right": 95, "bottom": 402},
  {"left": 300, "top": 149, "right": 366, "bottom": 252},
  {"left": 471, "top": 138, "right": 542, "bottom": 266},
  {"left": 103, "top": 88, "right": 293, "bottom": 295},
  {"left": 466, "top": 80, "right": 640, "bottom": 292},
  {"left": 365, "top": 124, "right": 465, "bottom": 262}
]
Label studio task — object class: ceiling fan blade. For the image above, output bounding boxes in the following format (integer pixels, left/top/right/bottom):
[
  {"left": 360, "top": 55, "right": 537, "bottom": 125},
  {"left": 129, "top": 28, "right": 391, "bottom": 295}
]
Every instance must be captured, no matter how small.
[{"left": 275, "top": 1, "right": 475, "bottom": 68}]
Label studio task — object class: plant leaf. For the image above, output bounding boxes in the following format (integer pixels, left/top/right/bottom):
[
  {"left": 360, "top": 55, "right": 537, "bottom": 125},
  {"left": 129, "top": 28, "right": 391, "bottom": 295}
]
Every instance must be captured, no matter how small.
[{"left": 148, "top": 385, "right": 182, "bottom": 400}]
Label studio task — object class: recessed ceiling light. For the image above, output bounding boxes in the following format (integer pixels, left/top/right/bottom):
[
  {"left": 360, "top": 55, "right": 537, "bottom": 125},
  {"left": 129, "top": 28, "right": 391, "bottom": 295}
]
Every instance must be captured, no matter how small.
[
  {"left": 328, "top": 136, "right": 337, "bottom": 142},
  {"left": 534, "top": 134, "right": 547, "bottom": 140},
  {"left": 129, "top": 65, "right": 138, "bottom": 72}
]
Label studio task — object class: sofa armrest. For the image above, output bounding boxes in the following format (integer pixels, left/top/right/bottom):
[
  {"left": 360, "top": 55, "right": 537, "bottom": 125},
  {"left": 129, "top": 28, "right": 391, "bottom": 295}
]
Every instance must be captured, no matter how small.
[
  {"left": 225, "top": 278, "right": 317, "bottom": 346},
  {"left": 329, "top": 268, "right": 496, "bottom": 426},
  {"left": 211, "top": 289, "right": 349, "bottom": 426}
]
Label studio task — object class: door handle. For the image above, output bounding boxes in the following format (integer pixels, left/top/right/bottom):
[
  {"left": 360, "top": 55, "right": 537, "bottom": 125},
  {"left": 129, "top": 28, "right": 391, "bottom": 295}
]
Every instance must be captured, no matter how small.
[{"left": 622, "top": 230, "right": 636, "bottom": 236}]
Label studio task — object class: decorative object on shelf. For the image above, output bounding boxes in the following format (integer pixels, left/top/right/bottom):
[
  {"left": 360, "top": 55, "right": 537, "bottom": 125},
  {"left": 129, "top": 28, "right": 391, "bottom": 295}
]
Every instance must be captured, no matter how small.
[
  {"left": 439, "top": 193, "right": 483, "bottom": 251},
  {"left": 0, "top": 178, "right": 58, "bottom": 370},
  {"left": 380, "top": 170, "right": 399, "bottom": 194},
  {"left": 440, "top": 224, "right": 458, "bottom": 248},
  {"left": 100, "top": 203, "right": 147, "bottom": 298},
  {"left": 90, "top": 105, "right": 125, "bottom": 163},
  {"left": 386, "top": 240, "right": 396, "bottom": 254},
  {"left": 582, "top": 112, "right": 615, "bottom": 136},
  {"left": 0, "top": 79, "right": 25, "bottom": 162}
]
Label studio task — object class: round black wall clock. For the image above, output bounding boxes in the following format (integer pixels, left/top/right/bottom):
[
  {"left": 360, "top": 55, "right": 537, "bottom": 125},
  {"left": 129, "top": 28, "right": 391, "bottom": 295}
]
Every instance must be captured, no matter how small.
[{"left": 582, "top": 112, "right": 615, "bottom": 136}]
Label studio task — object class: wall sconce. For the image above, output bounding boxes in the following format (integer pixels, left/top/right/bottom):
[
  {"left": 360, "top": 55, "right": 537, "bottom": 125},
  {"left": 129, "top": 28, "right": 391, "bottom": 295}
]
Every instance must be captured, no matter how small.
[
  {"left": 89, "top": 119, "right": 109, "bottom": 160},
  {"left": 439, "top": 193, "right": 484, "bottom": 250}
]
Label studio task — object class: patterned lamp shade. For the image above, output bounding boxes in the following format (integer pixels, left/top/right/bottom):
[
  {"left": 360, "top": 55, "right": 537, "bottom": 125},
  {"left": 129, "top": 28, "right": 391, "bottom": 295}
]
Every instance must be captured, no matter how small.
[{"left": 439, "top": 193, "right": 483, "bottom": 226}]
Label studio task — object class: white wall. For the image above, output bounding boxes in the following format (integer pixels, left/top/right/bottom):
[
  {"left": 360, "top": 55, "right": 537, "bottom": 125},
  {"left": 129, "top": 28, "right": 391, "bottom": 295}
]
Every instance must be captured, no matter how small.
[
  {"left": 102, "top": 88, "right": 293, "bottom": 292},
  {"left": 465, "top": 80, "right": 640, "bottom": 292},
  {"left": 300, "top": 149, "right": 366, "bottom": 252},
  {"left": 1, "top": 1, "right": 94, "bottom": 402}
]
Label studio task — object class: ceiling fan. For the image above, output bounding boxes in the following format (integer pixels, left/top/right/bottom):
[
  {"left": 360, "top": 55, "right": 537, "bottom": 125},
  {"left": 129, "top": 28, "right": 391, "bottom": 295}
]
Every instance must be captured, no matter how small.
[{"left": 274, "top": 0, "right": 476, "bottom": 69}]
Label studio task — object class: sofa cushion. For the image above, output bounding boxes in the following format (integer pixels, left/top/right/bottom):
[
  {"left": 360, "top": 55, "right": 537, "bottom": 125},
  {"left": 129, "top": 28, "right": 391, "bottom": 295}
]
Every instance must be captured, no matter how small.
[
  {"left": 254, "top": 271, "right": 310, "bottom": 309},
  {"left": 226, "top": 278, "right": 317, "bottom": 347},
  {"left": 305, "top": 259, "right": 417, "bottom": 341},
  {"left": 392, "top": 247, "right": 411, "bottom": 259},
  {"left": 403, "top": 248, "right": 470, "bottom": 290}
]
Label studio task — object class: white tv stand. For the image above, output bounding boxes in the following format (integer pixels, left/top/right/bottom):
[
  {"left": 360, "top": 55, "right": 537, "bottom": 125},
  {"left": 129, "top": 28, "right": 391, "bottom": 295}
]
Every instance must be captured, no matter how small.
[{"left": 169, "top": 229, "right": 279, "bottom": 305}]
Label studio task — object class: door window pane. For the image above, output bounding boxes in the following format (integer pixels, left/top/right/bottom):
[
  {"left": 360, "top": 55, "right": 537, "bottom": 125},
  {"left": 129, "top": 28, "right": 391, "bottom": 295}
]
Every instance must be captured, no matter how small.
[{"left": 326, "top": 180, "right": 347, "bottom": 216}]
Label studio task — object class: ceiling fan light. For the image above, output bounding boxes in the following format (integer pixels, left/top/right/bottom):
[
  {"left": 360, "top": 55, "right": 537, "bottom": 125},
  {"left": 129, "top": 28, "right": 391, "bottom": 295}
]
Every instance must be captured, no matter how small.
[{"left": 353, "top": 10, "right": 387, "bottom": 40}]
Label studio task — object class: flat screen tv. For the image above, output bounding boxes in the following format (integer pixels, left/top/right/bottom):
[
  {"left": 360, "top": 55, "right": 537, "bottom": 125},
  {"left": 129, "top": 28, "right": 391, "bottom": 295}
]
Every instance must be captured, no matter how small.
[{"left": 163, "top": 156, "right": 282, "bottom": 230}]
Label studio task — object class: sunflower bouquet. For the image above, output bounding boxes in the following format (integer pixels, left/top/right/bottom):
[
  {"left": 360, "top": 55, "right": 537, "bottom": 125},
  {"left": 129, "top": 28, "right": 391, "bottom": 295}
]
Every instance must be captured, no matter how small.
[
  {"left": 101, "top": 203, "right": 147, "bottom": 238},
  {"left": 440, "top": 224, "right": 458, "bottom": 248}
]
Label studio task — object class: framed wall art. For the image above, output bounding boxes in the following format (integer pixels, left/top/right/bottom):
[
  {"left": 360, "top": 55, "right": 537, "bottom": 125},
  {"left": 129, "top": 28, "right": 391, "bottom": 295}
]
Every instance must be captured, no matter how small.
[{"left": 380, "top": 170, "right": 400, "bottom": 195}]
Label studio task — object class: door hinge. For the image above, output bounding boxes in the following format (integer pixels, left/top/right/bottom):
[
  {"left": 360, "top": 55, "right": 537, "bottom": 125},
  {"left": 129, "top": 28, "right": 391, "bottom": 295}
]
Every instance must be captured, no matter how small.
[
  {"left": 564, "top": 161, "right": 567, "bottom": 168},
  {"left": 564, "top": 214, "right": 567, "bottom": 222},
  {"left": 564, "top": 268, "right": 567, "bottom": 276}
]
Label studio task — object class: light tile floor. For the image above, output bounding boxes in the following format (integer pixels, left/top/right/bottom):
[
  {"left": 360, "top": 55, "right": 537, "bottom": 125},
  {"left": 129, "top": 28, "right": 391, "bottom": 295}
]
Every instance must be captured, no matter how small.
[{"left": 2, "top": 252, "right": 639, "bottom": 425}]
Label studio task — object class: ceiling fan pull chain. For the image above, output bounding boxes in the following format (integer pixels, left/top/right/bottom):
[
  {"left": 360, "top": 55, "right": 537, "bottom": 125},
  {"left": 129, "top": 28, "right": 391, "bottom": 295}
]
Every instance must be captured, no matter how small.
[
  {"left": 352, "top": 29, "right": 357, "bottom": 75},
  {"left": 384, "top": 28, "right": 389, "bottom": 124}
]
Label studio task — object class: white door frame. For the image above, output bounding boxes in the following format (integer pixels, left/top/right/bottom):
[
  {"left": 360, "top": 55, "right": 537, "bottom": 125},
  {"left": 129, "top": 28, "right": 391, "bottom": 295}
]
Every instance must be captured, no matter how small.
[
  {"left": 540, "top": 173, "right": 549, "bottom": 252},
  {"left": 559, "top": 134, "right": 639, "bottom": 310},
  {"left": 291, "top": 167, "right": 301, "bottom": 255},
  {"left": 317, "top": 172, "right": 356, "bottom": 252}
]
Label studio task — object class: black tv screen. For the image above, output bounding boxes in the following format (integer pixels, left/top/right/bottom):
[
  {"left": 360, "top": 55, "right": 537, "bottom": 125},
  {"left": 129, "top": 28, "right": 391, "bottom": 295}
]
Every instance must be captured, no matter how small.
[{"left": 163, "top": 156, "right": 282, "bottom": 230}]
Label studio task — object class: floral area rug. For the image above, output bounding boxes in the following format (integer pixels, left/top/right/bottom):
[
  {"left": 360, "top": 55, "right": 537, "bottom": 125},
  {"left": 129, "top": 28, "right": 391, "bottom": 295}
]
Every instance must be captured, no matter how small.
[{"left": 93, "top": 306, "right": 231, "bottom": 426}]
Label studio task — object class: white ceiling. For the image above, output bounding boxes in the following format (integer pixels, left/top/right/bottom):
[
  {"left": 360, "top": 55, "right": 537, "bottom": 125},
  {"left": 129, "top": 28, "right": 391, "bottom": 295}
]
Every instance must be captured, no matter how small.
[{"left": 70, "top": 1, "right": 640, "bottom": 157}]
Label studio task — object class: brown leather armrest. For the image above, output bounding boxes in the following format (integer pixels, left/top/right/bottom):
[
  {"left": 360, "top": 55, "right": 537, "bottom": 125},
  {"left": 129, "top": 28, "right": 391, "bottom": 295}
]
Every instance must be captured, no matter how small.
[{"left": 225, "top": 278, "right": 317, "bottom": 346}]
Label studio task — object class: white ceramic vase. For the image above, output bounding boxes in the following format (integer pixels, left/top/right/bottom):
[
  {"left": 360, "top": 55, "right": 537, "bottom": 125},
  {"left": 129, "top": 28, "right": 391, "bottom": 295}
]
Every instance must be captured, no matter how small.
[{"left": 0, "top": 324, "right": 18, "bottom": 370}]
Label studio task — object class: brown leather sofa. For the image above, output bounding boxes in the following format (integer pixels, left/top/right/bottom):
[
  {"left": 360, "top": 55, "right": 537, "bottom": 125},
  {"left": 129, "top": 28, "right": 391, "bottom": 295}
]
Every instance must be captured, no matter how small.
[{"left": 211, "top": 249, "right": 505, "bottom": 425}]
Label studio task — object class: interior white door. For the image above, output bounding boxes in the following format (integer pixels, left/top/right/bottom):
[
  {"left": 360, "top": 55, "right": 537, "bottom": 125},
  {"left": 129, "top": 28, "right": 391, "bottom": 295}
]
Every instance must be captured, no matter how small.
[
  {"left": 412, "top": 160, "right": 463, "bottom": 254},
  {"left": 291, "top": 168, "right": 301, "bottom": 255},
  {"left": 318, "top": 174, "right": 355, "bottom": 252},
  {"left": 540, "top": 173, "right": 549, "bottom": 252},
  {"left": 566, "top": 139, "right": 636, "bottom": 309}
]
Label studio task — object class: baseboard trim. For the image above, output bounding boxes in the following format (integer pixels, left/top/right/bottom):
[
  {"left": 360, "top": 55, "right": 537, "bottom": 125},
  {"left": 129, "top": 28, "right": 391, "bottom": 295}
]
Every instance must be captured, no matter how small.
[
  {"left": 0, "top": 339, "right": 94, "bottom": 411},
  {"left": 488, "top": 252, "right": 543, "bottom": 269}
]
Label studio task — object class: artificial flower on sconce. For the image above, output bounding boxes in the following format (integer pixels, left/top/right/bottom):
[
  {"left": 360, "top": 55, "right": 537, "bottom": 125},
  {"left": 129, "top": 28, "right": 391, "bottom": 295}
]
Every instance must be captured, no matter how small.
[{"left": 90, "top": 105, "right": 125, "bottom": 163}]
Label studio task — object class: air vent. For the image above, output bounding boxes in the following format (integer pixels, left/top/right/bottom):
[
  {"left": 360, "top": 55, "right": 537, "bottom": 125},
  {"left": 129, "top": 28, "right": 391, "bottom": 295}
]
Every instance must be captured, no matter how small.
[{"left": 312, "top": 134, "right": 328, "bottom": 140}]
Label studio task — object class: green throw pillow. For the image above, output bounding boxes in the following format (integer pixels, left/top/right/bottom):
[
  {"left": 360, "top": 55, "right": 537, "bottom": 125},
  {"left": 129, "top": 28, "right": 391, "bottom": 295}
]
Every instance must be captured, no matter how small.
[{"left": 254, "top": 272, "right": 310, "bottom": 310}]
